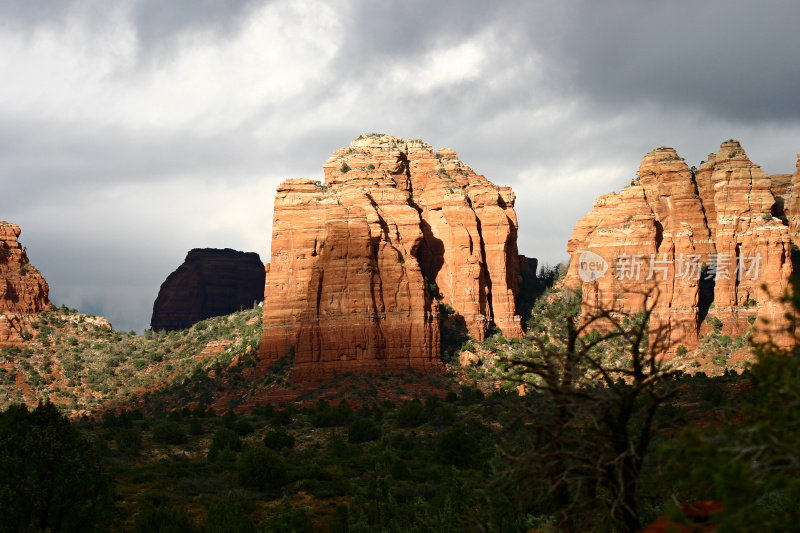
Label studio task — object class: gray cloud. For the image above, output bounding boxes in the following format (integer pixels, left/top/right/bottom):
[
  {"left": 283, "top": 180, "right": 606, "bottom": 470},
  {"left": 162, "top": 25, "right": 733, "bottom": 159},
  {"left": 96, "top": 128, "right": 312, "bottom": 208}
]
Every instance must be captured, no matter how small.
[
  {"left": 2, "top": 0, "right": 799, "bottom": 332},
  {"left": 131, "top": 0, "right": 262, "bottom": 44},
  {"left": 518, "top": 1, "right": 800, "bottom": 121}
]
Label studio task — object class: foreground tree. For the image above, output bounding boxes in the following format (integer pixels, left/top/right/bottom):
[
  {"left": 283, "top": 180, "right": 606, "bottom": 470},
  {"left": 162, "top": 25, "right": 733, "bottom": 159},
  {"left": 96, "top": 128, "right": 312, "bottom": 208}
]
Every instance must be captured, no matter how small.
[
  {"left": 0, "top": 402, "right": 116, "bottom": 532},
  {"left": 497, "top": 288, "right": 677, "bottom": 532}
]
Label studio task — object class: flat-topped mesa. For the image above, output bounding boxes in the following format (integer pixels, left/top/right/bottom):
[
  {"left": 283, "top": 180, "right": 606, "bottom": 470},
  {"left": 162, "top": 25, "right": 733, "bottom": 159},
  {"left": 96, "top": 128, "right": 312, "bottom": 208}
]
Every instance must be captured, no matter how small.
[
  {"left": 565, "top": 141, "right": 795, "bottom": 354},
  {"left": 259, "top": 135, "right": 525, "bottom": 379},
  {"left": 0, "top": 222, "right": 50, "bottom": 347}
]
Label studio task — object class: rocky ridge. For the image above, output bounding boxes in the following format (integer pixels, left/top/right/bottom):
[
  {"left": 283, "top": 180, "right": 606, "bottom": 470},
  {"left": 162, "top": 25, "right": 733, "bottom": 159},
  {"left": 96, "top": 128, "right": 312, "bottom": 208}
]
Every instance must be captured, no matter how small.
[
  {"left": 259, "top": 134, "right": 526, "bottom": 379},
  {"left": 565, "top": 141, "right": 795, "bottom": 355},
  {"left": 0, "top": 222, "right": 50, "bottom": 347}
]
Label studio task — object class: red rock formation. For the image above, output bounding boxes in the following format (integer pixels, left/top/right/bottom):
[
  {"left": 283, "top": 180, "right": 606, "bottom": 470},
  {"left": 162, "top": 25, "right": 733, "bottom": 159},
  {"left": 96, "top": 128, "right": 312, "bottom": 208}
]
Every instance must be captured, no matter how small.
[
  {"left": 565, "top": 141, "right": 795, "bottom": 353},
  {"left": 779, "top": 153, "right": 800, "bottom": 247},
  {"left": 0, "top": 222, "right": 50, "bottom": 347},
  {"left": 699, "top": 142, "right": 793, "bottom": 343},
  {"left": 151, "top": 248, "right": 265, "bottom": 332},
  {"left": 259, "top": 134, "right": 525, "bottom": 378},
  {"left": 638, "top": 148, "right": 715, "bottom": 350}
]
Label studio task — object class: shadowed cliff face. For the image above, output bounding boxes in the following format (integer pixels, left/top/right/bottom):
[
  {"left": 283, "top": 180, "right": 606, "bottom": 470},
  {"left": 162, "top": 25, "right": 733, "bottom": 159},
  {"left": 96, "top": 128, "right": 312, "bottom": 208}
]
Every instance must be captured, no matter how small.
[
  {"left": 151, "top": 248, "right": 265, "bottom": 332},
  {"left": 565, "top": 141, "right": 796, "bottom": 354},
  {"left": 259, "top": 134, "right": 526, "bottom": 379},
  {"left": 0, "top": 222, "right": 50, "bottom": 347}
]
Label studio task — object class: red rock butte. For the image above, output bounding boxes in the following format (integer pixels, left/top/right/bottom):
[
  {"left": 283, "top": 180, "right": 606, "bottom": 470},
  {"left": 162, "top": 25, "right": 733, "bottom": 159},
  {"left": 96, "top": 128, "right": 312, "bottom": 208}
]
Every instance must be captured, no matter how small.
[
  {"left": 258, "top": 134, "right": 526, "bottom": 380},
  {"left": 151, "top": 248, "right": 266, "bottom": 332},
  {"left": 565, "top": 141, "right": 800, "bottom": 353},
  {"left": 0, "top": 222, "right": 50, "bottom": 347}
]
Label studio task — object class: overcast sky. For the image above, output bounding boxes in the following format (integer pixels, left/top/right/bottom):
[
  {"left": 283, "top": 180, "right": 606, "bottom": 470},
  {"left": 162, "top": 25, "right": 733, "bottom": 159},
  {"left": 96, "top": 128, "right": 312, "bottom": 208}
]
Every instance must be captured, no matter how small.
[{"left": 2, "top": 0, "right": 800, "bottom": 332}]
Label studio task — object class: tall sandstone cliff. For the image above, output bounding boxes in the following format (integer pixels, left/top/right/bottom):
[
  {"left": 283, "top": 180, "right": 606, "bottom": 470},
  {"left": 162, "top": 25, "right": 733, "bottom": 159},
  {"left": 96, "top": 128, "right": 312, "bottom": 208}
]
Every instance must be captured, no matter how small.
[
  {"left": 565, "top": 141, "right": 795, "bottom": 353},
  {"left": 151, "top": 248, "right": 266, "bottom": 332},
  {"left": 0, "top": 222, "right": 50, "bottom": 347},
  {"left": 778, "top": 152, "right": 800, "bottom": 250},
  {"left": 259, "top": 135, "right": 525, "bottom": 379}
]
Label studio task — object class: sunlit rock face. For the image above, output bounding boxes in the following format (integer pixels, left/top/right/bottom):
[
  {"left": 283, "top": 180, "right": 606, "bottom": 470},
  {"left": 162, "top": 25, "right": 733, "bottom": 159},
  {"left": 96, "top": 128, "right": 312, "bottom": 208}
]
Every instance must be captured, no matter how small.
[
  {"left": 565, "top": 141, "right": 795, "bottom": 353},
  {"left": 258, "top": 134, "right": 526, "bottom": 380},
  {"left": 0, "top": 222, "right": 50, "bottom": 347}
]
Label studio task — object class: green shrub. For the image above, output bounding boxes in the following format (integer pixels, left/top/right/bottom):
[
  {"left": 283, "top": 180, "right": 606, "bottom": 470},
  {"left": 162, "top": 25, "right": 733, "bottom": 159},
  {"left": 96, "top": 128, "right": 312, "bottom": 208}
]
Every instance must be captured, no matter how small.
[
  {"left": 340, "top": 162, "right": 351, "bottom": 174},
  {"left": 706, "top": 315, "right": 723, "bottom": 331},
  {"left": 263, "top": 496, "right": 313, "bottom": 533},
  {"left": 192, "top": 405, "right": 210, "bottom": 418},
  {"left": 327, "top": 438, "right": 361, "bottom": 459},
  {"left": 152, "top": 421, "right": 188, "bottom": 445},
  {"left": 208, "top": 447, "right": 238, "bottom": 464},
  {"left": 202, "top": 494, "right": 257, "bottom": 533},
  {"left": 212, "top": 428, "right": 242, "bottom": 452},
  {"left": 188, "top": 418, "right": 203, "bottom": 435},
  {"left": 429, "top": 402, "right": 457, "bottom": 428},
  {"left": 264, "top": 429, "right": 295, "bottom": 451},
  {"left": 348, "top": 418, "right": 380, "bottom": 444},
  {"left": 116, "top": 427, "right": 142, "bottom": 456},
  {"left": 458, "top": 384, "right": 485, "bottom": 405},
  {"left": 395, "top": 398, "right": 428, "bottom": 428},
  {"left": 233, "top": 419, "right": 255, "bottom": 436},
  {"left": 237, "top": 448, "right": 288, "bottom": 491},
  {"left": 712, "top": 353, "right": 729, "bottom": 367},
  {"left": 134, "top": 498, "right": 196, "bottom": 533},
  {"left": 435, "top": 421, "right": 485, "bottom": 467},
  {"left": 222, "top": 410, "right": 238, "bottom": 428},
  {"left": 676, "top": 345, "right": 688, "bottom": 357},
  {"left": 312, "top": 400, "right": 353, "bottom": 427},
  {"left": 252, "top": 404, "right": 275, "bottom": 418},
  {"left": 272, "top": 409, "right": 293, "bottom": 427}
]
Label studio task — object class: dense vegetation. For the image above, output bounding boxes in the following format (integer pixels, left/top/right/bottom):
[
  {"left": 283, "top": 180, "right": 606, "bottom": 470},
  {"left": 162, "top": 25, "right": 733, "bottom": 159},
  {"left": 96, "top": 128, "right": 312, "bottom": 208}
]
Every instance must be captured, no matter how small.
[
  {"left": 0, "top": 306, "right": 264, "bottom": 412},
  {"left": 2, "top": 366, "right": 784, "bottom": 532},
  {"left": 2, "top": 273, "right": 800, "bottom": 531}
]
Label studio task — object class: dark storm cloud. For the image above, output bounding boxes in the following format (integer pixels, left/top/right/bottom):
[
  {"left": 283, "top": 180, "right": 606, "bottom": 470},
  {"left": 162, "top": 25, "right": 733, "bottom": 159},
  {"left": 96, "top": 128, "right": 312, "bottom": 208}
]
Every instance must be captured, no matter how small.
[
  {"left": 336, "top": 1, "right": 800, "bottom": 123},
  {"left": 3, "top": 0, "right": 800, "bottom": 332},
  {"left": 511, "top": 1, "right": 800, "bottom": 122},
  {"left": 0, "top": 0, "right": 264, "bottom": 41},
  {"left": 0, "top": 0, "right": 75, "bottom": 26},
  {"left": 129, "top": 0, "right": 265, "bottom": 57},
  {"left": 337, "top": 0, "right": 498, "bottom": 58},
  {"left": 0, "top": 116, "right": 256, "bottom": 208}
]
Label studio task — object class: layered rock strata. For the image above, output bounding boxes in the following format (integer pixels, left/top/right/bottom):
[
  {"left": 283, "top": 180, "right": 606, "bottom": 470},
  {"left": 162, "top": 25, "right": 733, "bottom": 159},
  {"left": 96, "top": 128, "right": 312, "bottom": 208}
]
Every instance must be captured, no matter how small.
[
  {"left": 259, "top": 134, "right": 525, "bottom": 379},
  {"left": 565, "top": 141, "right": 794, "bottom": 353},
  {"left": 151, "top": 248, "right": 265, "bottom": 331},
  {"left": 0, "top": 222, "right": 50, "bottom": 347},
  {"left": 779, "top": 153, "right": 800, "bottom": 247}
]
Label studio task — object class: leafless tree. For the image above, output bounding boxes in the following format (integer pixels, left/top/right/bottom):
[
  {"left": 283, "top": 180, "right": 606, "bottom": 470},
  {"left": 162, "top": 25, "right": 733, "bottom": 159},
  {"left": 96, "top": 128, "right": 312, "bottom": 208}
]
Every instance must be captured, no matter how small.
[{"left": 494, "top": 287, "right": 678, "bottom": 532}]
